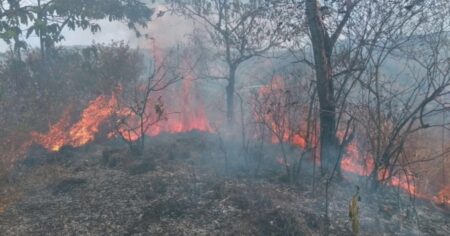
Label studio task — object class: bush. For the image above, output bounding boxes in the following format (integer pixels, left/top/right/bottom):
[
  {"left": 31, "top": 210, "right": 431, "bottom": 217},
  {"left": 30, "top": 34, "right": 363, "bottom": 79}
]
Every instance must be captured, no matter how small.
[{"left": 0, "top": 42, "right": 144, "bottom": 168}]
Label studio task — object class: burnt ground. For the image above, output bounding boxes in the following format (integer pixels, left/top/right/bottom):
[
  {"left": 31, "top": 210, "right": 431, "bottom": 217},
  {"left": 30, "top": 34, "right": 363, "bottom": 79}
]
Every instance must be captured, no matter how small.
[{"left": 0, "top": 132, "right": 449, "bottom": 236}]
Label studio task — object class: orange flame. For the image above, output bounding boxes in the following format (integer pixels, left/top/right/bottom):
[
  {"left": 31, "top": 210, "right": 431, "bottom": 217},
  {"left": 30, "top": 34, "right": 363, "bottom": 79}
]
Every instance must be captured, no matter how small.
[
  {"left": 31, "top": 109, "right": 72, "bottom": 152},
  {"left": 31, "top": 53, "right": 212, "bottom": 151},
  {"left": 257, "top": 75, "right": 307, "bottom": 149},
  {"left": 388, "top": 174, "right": 417, "bottom": 196},
  {"left": 434, "top": 186, "right": 450, "bottom": 206},
  {"left": 151, "top": 59, "right": 212, "bottom": 135},
  {"left": 27, "top": 50, "right": 448, "bottom": 209},
  {"left": 340, "top": 140, "right": 374, "bottom": 176},
  {"left": 31, "top": 95, "right": 117, "bottom": 152},
  {"left": 68, "top": 95, "right": 118, "bottom": 147},
  {"left": 256, "top": 76, "right": 445, "bottom": 201}
]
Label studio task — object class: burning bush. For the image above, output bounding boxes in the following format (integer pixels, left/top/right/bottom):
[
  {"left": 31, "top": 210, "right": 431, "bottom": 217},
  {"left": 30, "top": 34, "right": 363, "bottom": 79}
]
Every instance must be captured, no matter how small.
[
  {"left": 250, "top": 73, "right": 318, "bottom": 183},
  {"left": 1, "top": 41, "right": 216, "bottom": 164},
  {"left": 0, "top": 42, "right": 144, "bottom": 167}
]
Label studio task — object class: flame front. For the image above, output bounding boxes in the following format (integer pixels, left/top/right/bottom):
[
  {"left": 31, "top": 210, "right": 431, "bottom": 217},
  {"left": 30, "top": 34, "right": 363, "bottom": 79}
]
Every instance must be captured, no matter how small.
[
  {"left": 32, "top": 54, "right": 212, "bottom": 151},
  {"left": 257, "top": 75, "right": 307, "bottom": 149},
  {"left": 255, "top": 75, "right": 450, "bottom": 205},
  {"left": 151, "top": 57, "right": 212, "bottom": 135},
  {"left": 32, "top": 95, "right": 117, "bottom": 152},
  {"left": 340, "top": 141, "right": 374, "bottom": 177},
  {"left": 434, "top": 186, "right": 450, "bottom": 206},
  {"left": 29, "top": 63, "right": 449, "bottom": 209}
]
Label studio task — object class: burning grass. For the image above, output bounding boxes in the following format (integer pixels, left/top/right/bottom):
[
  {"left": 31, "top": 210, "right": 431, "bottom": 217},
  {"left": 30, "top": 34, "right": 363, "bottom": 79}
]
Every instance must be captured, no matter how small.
[
  {"left": 0, "top": 44, "right": 449, "bottom": 235},
  {"left": 31, "top": 95, "right": 117, "bottom": 152},
  {"left": 435, "top": 186, "right": 450, "bottom": 207},
  {"left": 30, "top": 65, "right": 213, "bottom": 154}
]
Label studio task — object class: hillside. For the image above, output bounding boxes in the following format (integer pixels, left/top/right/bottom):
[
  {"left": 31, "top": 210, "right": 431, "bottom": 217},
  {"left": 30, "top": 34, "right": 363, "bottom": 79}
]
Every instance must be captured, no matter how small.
[{"left": 0, "top": 132, "right": 448, "bottom": 236}]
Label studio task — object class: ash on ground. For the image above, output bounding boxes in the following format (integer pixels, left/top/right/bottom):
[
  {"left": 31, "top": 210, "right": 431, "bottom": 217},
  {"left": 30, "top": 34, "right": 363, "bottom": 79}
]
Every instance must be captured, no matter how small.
[{"left": 0, "top": 132, "right": 449, "bottom": 235}]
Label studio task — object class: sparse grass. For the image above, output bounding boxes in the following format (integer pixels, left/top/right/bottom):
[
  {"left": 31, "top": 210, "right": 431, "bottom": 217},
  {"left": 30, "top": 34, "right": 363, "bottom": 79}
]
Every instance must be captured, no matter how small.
[
  {"left": 0, "top": 185, "right": 23, "bottom": 215},
  {"left": 0, "top": 135, "right": 449, "bottom": 235},
  {"left": 0, "top": 164, "right": 22, "bottom": 215},
  {"left": 0, "top": 163, "right": 69, "bottom": 215}
]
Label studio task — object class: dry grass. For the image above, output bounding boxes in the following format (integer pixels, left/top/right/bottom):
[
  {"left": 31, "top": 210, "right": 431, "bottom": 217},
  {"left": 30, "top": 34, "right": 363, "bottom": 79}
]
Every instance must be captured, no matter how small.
[
  {"left": 0, "top": 164, "right": 69, "bottom": 215},
  {"left": 0, "top": 186, "right": 23, "bottom": 214}
]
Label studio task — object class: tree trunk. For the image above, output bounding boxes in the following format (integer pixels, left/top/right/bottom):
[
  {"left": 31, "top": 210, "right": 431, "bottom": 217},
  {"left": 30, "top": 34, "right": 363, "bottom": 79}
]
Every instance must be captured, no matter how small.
[
  {"left": 37, "top": 0, "right": 46, "bottom": 59},
  {"left": 226, "top": 65, "right": 236, "bottom": 124},
  {"left": 305, "top": 0, "right": 339, "bottom": 175},
  {"left": 369, "top": 167, "right": 380, "bottom": 191}
]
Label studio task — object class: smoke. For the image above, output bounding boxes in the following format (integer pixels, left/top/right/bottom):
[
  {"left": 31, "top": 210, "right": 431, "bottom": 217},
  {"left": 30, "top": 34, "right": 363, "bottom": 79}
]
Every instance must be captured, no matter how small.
[{"left": 139, "top": 5, "right": 195, "bottom": 49}]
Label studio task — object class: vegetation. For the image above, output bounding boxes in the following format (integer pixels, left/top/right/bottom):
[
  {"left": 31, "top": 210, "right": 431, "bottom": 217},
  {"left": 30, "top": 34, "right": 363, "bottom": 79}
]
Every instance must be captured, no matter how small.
[
  {"left": 0, "top": 0, "right": 449, "bottom": 235},
  {"left": 169, "top": 0, "right": 288, "bottom": 124},
  {"left": 0, "top": 0, "right": 153, "bottom": 57},
  {"left": 0, "top": 42, "right": 144, "bottom": 169}
]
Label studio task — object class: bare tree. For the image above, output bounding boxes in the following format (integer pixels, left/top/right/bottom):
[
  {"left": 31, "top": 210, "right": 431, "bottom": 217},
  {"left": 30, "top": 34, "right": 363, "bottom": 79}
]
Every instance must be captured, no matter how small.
[
  {"left": 265, "top": 0, "right": 448, "bottom": 180},
  {"left": 113, "top": 49, "right": 182, "bottom": 155},
  {"left": 168, "top": 0, "right": 288, "bottom": 124},
  {"left": 356, "top": 29, "right": 450, "bottom": 190},
  {"left": 251, "top": 71, "right": 318, "bottom": 183},
  {"left": 275, "top": 0, "right": 450, "bottom": 233}
]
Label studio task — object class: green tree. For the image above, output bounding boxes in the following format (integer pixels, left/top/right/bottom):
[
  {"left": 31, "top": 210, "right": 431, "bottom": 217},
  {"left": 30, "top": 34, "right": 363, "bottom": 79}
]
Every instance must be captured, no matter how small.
[{"left": 0, "top": 0, "right": 154, "bottom": 57}]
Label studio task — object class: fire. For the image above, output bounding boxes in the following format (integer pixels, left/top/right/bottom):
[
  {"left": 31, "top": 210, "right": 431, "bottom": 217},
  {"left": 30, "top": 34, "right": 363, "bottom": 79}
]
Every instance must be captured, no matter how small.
[
  {"left": 33, "top": 80, "right": 212, "bottom": 151},
  {"left": 375, "top": 167, "right": 422, "bottom": 197},
  {"left": 256, "top": 76, "right": 440, "bottom": 200},
  {"left": 31, "top": 109, "right": 72, "bottom": 152},
  {"left": 152, "top": 58, "right": 212, "bottom": 134},
  {"left": 32, "top": 95, "right": 118, "bottom": 152},
  {"left": 256, "top": 75, "right": 307, "bottom": 149},
  {"left": 388, "top": 174, "right": 417, "bottom": 196},
  {"left": 340, "top": 139, "right": 419, "bottom": 195},
  {"left": 434, "top": 186, "right": 450, "bottom": 206},
  {"left": 68, "top": 95, "right": 118, "bottom": 147},
  {"left": 31, "top": 53, "right": 212, "bottom": 152},
  {"left": 340, "top": 141, "right": 374, "bottom": 176},
  {"left": 25, "top": 48, "right": 449, "bottom": 210},
  {"left": 292, "top": 134, "right": 307, "bottom": 149}
]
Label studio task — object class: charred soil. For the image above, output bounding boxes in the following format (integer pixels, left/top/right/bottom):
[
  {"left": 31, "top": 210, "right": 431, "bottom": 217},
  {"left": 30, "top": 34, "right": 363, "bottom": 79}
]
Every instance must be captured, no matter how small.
[{"left": 0, "top": 132, "right": 449, "bottom": 235}]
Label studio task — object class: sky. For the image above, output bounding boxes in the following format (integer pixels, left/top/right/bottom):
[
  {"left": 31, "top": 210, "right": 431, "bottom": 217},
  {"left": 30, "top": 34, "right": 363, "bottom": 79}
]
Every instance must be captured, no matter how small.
[{"left": 0, "top": 3, "right": 194, "bottom": 52}]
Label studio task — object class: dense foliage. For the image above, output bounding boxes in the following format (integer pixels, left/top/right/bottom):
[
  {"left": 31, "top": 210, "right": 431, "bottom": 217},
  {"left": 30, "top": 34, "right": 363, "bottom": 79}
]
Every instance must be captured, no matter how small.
[{"left": 0, "top": 0, "right": 153, "bottom": 54}]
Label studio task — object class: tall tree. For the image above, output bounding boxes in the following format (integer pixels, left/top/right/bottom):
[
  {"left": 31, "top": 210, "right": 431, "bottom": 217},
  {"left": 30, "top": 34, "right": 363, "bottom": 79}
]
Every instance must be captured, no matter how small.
[{"left": 304, "top": 0, "right": 358, "bottom": 174}]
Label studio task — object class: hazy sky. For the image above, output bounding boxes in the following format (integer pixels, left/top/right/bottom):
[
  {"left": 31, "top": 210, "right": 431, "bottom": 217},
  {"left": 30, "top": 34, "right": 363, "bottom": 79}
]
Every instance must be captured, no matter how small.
[{"left": 0, "top": 3, "right": 194, "bottom": 52}]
